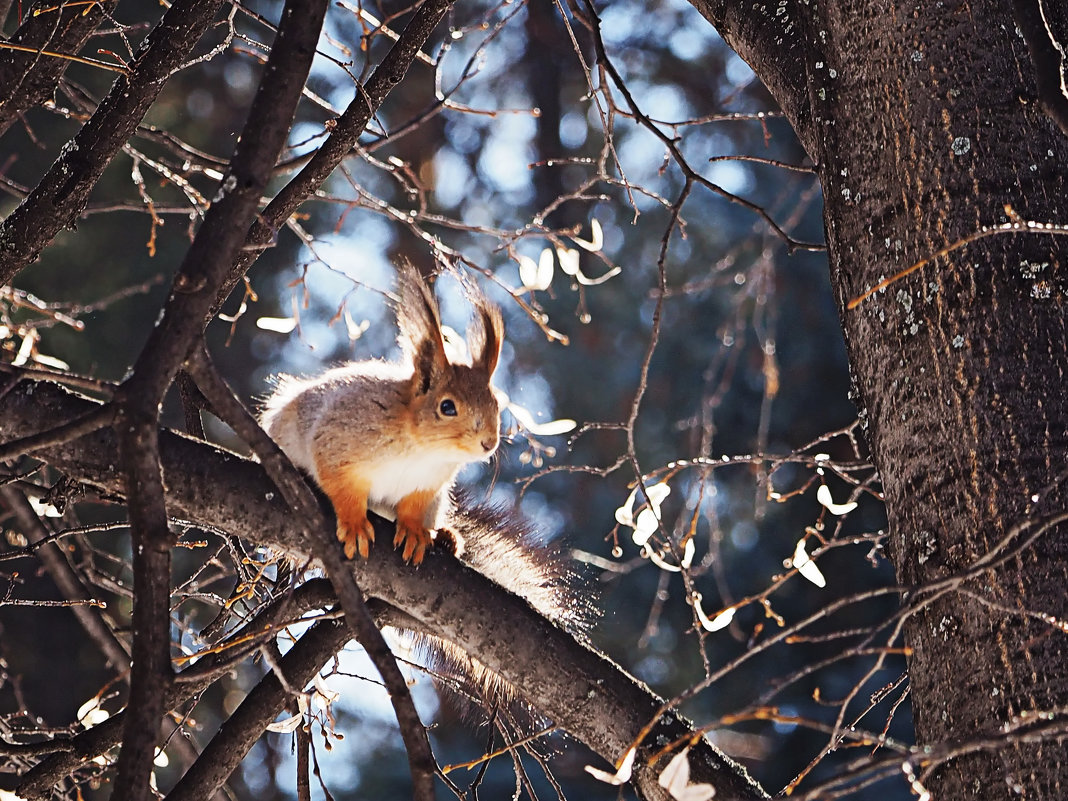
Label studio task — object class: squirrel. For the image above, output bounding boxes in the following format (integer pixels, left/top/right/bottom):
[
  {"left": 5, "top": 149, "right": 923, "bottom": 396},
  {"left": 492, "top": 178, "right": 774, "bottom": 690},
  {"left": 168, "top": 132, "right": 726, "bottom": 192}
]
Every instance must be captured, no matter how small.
[
  {"left": 259, "top": 264, "right": 592, "bottom": 714},
  {"left": 259, "top": 263, "right": 504, "bottom": 566}
]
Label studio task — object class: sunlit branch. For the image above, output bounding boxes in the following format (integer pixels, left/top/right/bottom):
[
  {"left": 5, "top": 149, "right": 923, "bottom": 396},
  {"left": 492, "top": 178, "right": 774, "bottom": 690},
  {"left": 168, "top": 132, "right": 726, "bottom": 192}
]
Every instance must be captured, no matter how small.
[{"left": 847, "top": 205, "right": 1068, "bottom": 309}]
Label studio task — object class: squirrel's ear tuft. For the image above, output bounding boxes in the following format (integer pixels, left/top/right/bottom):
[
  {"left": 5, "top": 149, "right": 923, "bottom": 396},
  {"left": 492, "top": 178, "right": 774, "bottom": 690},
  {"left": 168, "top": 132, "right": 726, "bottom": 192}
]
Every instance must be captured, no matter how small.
[
  {"left": 469, "top": 296, "right": 503, "bottom": 376},
  {"left": 395, "top": 263, "right": 448, "bottom": 393}
]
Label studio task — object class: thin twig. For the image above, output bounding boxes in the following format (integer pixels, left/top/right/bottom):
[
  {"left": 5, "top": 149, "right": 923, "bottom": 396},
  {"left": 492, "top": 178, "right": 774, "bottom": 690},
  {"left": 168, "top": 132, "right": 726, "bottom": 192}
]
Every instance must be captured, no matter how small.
[{"left": 847, "top": 205, "right": 1068, "bottom": 308}]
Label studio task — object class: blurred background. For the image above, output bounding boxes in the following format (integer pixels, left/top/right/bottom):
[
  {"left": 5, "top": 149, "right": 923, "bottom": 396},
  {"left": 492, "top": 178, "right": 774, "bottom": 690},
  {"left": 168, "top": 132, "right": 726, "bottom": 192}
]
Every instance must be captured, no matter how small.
[{"left": 0, "top": 0, "right": 909, "bottom": 797}]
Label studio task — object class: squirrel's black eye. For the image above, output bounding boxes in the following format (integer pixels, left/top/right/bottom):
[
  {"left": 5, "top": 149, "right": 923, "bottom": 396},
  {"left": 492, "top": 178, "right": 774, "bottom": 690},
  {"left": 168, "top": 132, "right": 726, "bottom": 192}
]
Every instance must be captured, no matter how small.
[{"left": 439, "top": 398, "right": 457, "bottom": 416}]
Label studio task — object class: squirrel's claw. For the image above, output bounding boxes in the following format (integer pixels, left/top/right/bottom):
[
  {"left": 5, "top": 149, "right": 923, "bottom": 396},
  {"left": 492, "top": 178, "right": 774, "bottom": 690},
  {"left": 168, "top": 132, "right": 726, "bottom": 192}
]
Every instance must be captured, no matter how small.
[
  {"left": 338, "top": 517, "right": 375, "bottom": 560},
  {"left": 394, "top": 522, "right": 432, "bottom": 565}
]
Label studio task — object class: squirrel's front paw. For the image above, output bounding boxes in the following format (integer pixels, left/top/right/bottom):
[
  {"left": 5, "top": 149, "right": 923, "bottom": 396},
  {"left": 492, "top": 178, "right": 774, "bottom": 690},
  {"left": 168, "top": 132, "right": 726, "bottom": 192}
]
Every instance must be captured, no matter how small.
[
  {"left": 394, "top": 522, "right": 432, "bottom": 565},
  {"left": 337, "top": 516, "right": 375, "bottom": 560}
]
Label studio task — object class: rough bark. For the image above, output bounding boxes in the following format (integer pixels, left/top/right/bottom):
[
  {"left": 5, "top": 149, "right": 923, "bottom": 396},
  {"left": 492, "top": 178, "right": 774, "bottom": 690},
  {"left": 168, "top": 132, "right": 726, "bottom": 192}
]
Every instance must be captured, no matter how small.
[
  {"left": 691, "top": 1, "right": 1068, "bottom": 798},
  {"left": 0, "top": 0, "right": 118, "bottom": 138}
]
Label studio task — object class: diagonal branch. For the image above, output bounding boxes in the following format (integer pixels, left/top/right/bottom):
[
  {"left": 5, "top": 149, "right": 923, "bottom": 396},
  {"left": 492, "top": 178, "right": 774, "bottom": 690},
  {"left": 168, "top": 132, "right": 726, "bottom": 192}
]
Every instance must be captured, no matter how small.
[
  {"left": 163, "top": 619, "right": 351, "bottom": 801},
  {"left": 0, "top": 486, "right": 130, "bottom": 670},
  {"left": 185, "top": 345, "right": 437, "bottom": 798}
]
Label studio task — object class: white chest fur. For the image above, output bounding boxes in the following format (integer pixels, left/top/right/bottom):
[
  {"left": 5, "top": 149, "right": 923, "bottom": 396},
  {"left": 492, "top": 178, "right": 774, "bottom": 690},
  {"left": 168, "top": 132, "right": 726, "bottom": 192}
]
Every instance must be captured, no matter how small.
[
  {"left": 364, "top": 453, "right": 462, "bottom": 528},
  {"left": 369, "top": 455, "right": 458, "bottom": 504}
]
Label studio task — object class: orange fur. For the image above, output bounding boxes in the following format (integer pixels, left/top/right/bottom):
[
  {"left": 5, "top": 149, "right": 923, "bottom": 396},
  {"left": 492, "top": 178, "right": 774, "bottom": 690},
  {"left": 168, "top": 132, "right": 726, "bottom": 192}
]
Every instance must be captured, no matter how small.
[
  {"left": 394, "top": 489, "right": 439, "bottom": 565},
  {"left": 316, "top": 463, "right": 375, "bottom": 560}
]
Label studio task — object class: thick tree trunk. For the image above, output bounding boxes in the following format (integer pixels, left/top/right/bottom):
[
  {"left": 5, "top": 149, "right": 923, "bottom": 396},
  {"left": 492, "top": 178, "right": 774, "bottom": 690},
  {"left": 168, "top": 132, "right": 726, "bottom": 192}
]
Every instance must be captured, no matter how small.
[
  {"left": 694, "top": 1, "right": 1068, "bottom": 797},
  {"left": 818, "top": 7, "right": 1068, "bottom": 797}
]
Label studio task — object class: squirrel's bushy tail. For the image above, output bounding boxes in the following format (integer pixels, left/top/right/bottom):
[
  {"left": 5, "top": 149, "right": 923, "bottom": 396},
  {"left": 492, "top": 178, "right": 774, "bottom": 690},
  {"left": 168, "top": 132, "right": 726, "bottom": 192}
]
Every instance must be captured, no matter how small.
[{"left": 400, "top": 494, "right": 596, "bottom": 723}]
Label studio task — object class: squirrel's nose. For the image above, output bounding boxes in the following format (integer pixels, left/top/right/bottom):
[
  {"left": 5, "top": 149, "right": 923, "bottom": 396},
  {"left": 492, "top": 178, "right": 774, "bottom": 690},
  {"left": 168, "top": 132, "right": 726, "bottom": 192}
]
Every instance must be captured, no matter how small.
[{"left": 480, "top": 435, "right": 498, "bottom": 452}]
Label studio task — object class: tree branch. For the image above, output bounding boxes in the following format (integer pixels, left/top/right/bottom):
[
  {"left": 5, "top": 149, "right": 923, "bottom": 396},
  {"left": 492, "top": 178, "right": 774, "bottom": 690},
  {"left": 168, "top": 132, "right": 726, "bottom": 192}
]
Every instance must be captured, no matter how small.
[
  {"left": 0, "top": 406, "right": 114, "bottom": 463},
  {"left": 0, "top": 0, "right": 228, "bottom": 286},
  {"left": 0, "top": 0, "right": 119, "bottom": 137},
  {"left": 0, "top": 486, "right": 130, "bottom": 670},
  {"left": 163, "top": 619, "right": 350, "bottom": 801},
  {"left": 213, "top": 0, "right": 457, "bottom": 310},
  {"left": 0, "top": 379, "right": 769, "bottom": 801},
  {"left": 185, "top": 345, "right": 437, "bottom": 799}
]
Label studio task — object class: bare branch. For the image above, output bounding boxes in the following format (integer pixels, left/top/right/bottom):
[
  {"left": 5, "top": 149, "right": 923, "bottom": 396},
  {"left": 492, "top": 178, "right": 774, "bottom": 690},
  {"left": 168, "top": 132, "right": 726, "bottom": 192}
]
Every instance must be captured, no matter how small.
[
  {"left": 0, "top": 0, "right": 119, "bottom": 137},
  {"left": 164, "top": 619, "right": 351, "bottom": 801},
  {"left": 184, "top": 345, "right": 438, "bottom": 798},
  {"left": 213, "top": 0, "right": 459, "bottom": 311},
  {"left": 0, "top": 0, "right": 229, "bottom": 286}
]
